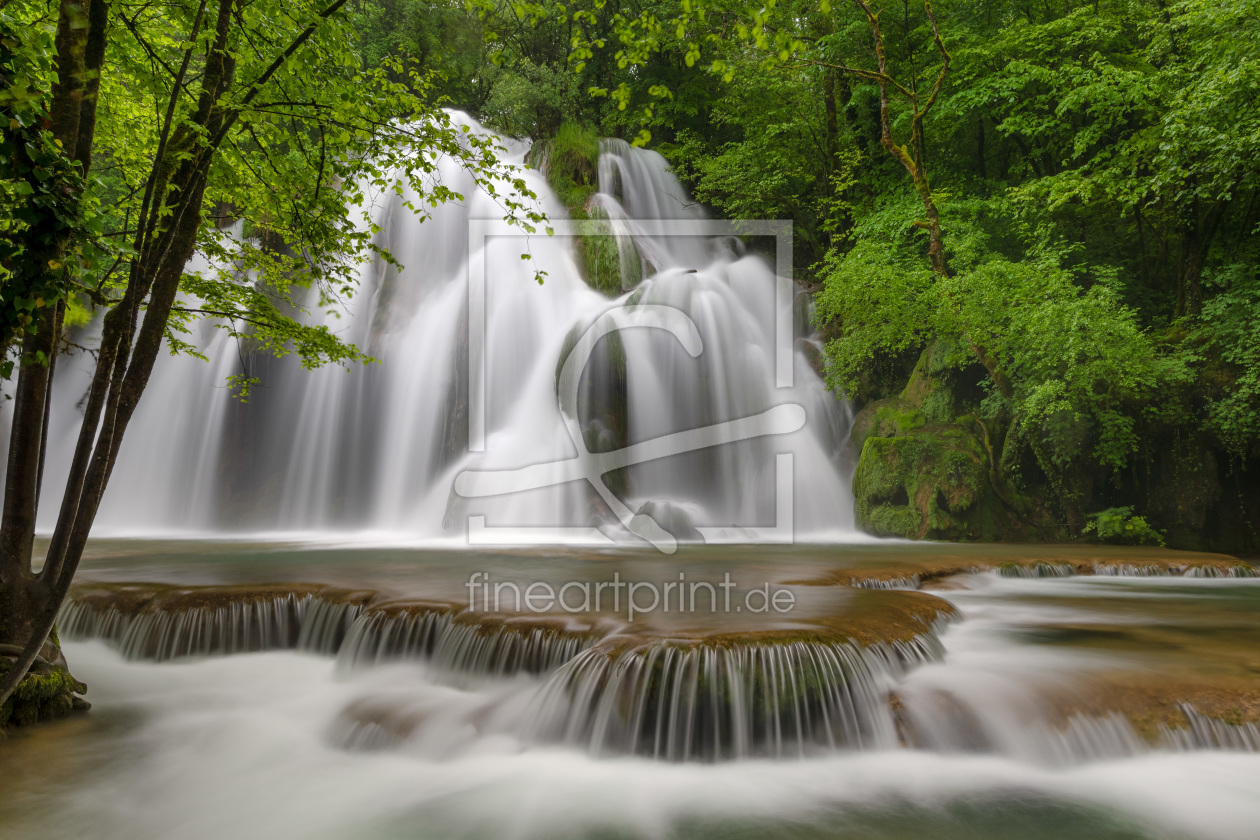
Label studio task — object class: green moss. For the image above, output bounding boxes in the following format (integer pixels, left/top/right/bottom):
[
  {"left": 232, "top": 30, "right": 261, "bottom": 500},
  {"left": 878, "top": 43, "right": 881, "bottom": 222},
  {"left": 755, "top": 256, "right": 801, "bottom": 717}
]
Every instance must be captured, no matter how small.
[
  {"left": 574, "top": 205, "right": 640, "bottom": 296},
  {"left": 920, "top": 386, "right": 955, "bottom": 425},
  {"left": 537, "top": 121, "right": 600, "bottom": 215},
  {"left": 0, "top": 659, "right": 88, "bottom": 730},
  {"left": 532, "top": 122, "right": 642, "bottom": 295},
  {"left": 854, "top": 429, "right": 992, "bottom": 539},
  {"left": 851, "top": 345, "right": 1043, "bottom": 541},
  {"left": 866, "top": 501, "right": 923, "bottom": 538},
  {"left": 549, "top": 123, "right": 599, "bottom": 187},
  {"left": 871, "top": 403, "right": 926, "bottom": 437},
  {"left": 850, "top": 349, "right": 940, "bottom": 444}
]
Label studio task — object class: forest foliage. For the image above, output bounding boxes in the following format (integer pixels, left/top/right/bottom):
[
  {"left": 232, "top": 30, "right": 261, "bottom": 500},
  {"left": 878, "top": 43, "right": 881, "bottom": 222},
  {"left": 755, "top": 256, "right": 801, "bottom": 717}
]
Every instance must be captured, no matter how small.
[
  {"left": 5, "top": 0, "right": 1260, "bottom": 550},
  {"left": 363, "top": 0, "right": 1260, "bottom": 547},
  {"left": 1, "top": 0, "right": 541, "bottom": 392}
]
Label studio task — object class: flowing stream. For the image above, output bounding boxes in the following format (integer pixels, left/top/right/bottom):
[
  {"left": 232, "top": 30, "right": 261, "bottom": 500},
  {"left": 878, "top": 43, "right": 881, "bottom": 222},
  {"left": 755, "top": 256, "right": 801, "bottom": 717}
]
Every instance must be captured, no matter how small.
[{"left": 4, "top": 544, "right": 1260, "bottom": 839}]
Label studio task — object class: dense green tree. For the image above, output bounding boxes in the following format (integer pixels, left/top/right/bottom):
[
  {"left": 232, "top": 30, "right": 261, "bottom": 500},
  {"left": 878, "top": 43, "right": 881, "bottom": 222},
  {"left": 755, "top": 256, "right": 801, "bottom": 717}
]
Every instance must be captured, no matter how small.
[
  {"left": 0, "top": 0, "right": 537, "bottom": 716},
  {"left": 523, "top": 0, "right": 1260, "bottom": 546}
]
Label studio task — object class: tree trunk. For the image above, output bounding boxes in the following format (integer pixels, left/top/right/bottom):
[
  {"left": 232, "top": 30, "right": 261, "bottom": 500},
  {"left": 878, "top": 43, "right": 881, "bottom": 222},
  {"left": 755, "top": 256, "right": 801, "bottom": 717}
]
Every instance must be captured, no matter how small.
[
  {"left": 908, "top": 165, "right": 947, "bottom": 277},
  {"left": 0, "top": 0, "right": 107, "bottom": 720},
  {"left": 0, "top": 0, "right": 97, "bottom": 601},
  {"left": 823, "top": 71, "right": 840, "bottom": 181},
  {"left": 48, "top": 0, "right": 92, "bottom": 150},
  {"left": 74, "top": 0, "right": 110, "bottom": 171},
  {"left": 1, "top": 0, "right": 351, "bottom": 716},
  {"left": 1178, "top": 198, "right": 1226, "bottom": 317},
  {"left": 1, "top": 319, "right": 57, "bottom": 571}
]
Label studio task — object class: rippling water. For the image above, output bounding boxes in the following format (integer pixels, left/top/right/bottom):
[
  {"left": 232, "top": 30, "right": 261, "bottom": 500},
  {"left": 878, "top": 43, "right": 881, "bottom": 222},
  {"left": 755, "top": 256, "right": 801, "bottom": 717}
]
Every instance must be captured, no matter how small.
[{"left": 4, "top": 543, "right": 1260, "bottom": 840}]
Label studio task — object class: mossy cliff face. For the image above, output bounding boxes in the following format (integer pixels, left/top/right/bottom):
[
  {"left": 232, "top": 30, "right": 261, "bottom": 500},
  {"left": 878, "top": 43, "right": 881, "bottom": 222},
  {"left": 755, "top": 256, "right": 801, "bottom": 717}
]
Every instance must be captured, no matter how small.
[
  {"left": 843, "top": 338, "right": 1260, "bottom": 552},
  {"left": 850, "top": 345, "right": 1051, "bottom": 541},
  {"left": 530, "top": 122, "right": 641, "bottom": 296}
]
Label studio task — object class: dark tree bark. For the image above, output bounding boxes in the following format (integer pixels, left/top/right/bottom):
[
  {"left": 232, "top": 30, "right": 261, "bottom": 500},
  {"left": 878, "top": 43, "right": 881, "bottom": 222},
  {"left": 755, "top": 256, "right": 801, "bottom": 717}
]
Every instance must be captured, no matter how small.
[
  {"left": 0, "top": 0, "right": 105, "bottom": 719},
  {"left": 1177, "top": 198, "right": 1226, "bottom": 317},
  {"left": 48, "top": 1, "right": 92, "bottom": 151},
  {"left": 74, "top": 0, "right": 110, "bottom": 171},
  {"left": 823, "top": 71, "right": 841, "bottom": 181}
]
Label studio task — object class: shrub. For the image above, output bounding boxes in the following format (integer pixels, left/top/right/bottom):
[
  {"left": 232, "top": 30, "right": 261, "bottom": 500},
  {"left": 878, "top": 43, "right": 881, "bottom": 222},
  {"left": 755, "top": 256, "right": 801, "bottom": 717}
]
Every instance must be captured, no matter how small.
[{"left": 1083, "top": 506, "right": 1166, "bottom": 546}]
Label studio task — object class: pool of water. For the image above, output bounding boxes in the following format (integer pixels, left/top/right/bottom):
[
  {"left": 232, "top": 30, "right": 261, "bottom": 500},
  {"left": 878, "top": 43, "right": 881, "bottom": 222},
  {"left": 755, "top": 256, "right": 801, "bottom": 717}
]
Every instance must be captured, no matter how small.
[{"left": 3, "top": 541, "right": 1259, "bottom": 840}]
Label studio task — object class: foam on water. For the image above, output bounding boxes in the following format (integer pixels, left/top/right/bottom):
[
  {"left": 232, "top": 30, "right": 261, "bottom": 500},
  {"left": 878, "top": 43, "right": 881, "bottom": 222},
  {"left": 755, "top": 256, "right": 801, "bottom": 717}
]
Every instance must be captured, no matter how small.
[{"left": 5, "top": 635, "right": 1258, "bottom": 840}]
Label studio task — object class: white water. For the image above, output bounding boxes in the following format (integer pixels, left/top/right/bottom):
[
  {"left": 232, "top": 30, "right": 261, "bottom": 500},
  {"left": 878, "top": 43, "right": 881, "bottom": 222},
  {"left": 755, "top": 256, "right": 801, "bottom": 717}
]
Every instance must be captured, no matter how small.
[
  {"left": 8, "top": 114, "right": 857, "bottom": 544},
  {"left": 14, "top": 573, "right": 1260, "bottom": 840}
]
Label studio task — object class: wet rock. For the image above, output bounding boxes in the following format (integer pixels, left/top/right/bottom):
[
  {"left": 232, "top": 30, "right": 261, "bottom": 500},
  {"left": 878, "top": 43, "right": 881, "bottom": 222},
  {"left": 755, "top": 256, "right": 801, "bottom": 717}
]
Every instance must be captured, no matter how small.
[
  {"left": 635, "top": 500, "right": 703, "bottom": 543},
  {"left": 849, "top": 344, "right": 1053, "bottom": 542},
  {"left": 0, "top": 653, "right": 89, "bottom": 731}
]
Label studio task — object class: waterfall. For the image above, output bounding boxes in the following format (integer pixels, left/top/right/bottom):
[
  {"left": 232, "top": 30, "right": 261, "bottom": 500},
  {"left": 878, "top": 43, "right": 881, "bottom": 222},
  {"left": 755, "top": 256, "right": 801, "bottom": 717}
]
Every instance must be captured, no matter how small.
[
  {"left": 56, "top": 585, "right": 366, "bottom": 660},
  {"left": 523, "top": 635, "right": 940, "bottom": 760},
  {"left": 58, "top": 577, "right": 1260, "bottom": 765},
  {"left": 56, "top": 582, "right": 945, "bottom": 761},
  {"left": 56, "top": 584, "right": 594, "bottom": 671},
  {"left": 9, "top": 112, "right": 858, "bottom": 544},
  {"left": 334, "top": 610, "right": 593, "bottom": 678}
]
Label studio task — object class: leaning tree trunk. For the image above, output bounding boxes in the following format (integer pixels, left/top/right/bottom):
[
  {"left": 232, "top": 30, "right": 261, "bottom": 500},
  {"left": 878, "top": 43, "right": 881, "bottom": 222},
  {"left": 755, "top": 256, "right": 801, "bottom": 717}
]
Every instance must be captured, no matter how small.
[{"left": 0, "top": 0, "right": 229, "bottom": 719}]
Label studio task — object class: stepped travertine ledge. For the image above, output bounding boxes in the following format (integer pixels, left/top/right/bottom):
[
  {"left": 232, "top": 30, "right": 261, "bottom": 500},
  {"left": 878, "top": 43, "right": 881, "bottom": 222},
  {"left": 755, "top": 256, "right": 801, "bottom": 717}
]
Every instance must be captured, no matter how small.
[{"left": 54, "top": 547, "right": 1260, "bottom": 766}]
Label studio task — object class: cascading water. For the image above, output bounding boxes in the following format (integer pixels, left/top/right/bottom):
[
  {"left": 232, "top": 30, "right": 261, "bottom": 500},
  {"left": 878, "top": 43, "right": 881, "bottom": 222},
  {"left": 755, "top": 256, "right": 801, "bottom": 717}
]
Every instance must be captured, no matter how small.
[
  {"left": 8, "top": 115, "right": 1260, "bottom": 840},
  {"left": 521, "top": 635, "right": 939, "bottom": 760},
  {"left": 53, "top": 556, "right": 1260, "bottom": 766},
  {"left": 14, "top": 113, "right": 858, "bottom": 543},
  {"left": 25, "top": 558, "right": 1260, "bottom": 840}
]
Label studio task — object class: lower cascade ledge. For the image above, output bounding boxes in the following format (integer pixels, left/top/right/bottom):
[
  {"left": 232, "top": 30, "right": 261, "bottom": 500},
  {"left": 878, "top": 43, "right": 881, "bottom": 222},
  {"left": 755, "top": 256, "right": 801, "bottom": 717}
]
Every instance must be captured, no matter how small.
[{"left": 54, "top": 574, "right": 1260, "bottom": 764}]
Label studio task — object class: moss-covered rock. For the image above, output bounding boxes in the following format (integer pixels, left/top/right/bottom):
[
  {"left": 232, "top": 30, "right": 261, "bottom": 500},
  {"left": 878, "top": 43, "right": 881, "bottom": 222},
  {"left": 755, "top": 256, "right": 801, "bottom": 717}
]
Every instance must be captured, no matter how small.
[
  {"left": 850, "top": 345, "right": 1046, "bottom": 541},
  {"left": 576, "top": 205, "right": 642, "bottom": 296},
  {"left": 531, "top": 122, "right": 643, "bottom": 295},
  {"left": 537, "top": 121, "right": 600, "bottom": 207},
  {"left": 855, "top": 426, "right": 1012, "bottom": 540},
  {"left": 0, "top": 639, "right": 89, "bottom": 731}
]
